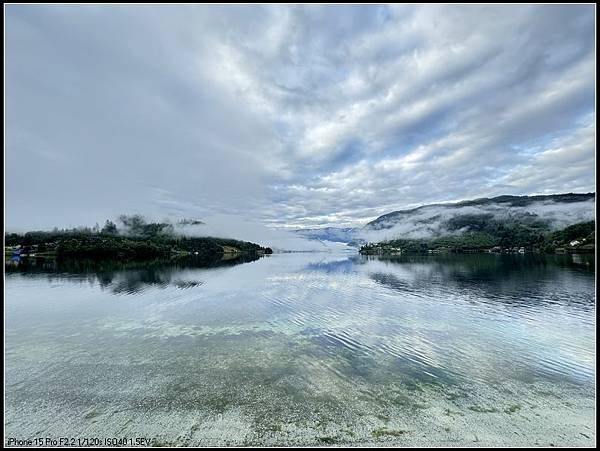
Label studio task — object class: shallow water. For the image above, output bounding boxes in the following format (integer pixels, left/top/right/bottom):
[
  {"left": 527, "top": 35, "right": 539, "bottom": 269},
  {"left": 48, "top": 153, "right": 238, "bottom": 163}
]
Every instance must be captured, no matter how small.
[{"left": 5, "top": 251, "right": 596, "bottom": 446}]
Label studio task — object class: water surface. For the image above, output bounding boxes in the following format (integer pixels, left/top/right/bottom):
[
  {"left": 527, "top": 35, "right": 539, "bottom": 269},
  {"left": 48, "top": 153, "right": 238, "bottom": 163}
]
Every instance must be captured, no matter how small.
[{"left": 5, "top": 251, "right": 596, "bottom": 446}]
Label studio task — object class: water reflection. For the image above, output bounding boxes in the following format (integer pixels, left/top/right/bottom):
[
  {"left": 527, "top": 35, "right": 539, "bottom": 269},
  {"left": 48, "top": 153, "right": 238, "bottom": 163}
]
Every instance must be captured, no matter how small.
[
  {"left": 5, "top": 253, "right": 261, "bottom": 294},
  {"left": 5, "top": 251, "right": 595, "bottom": 446},
  {"left": 357, "top": 253, "right": 595, "bottom": 311}
]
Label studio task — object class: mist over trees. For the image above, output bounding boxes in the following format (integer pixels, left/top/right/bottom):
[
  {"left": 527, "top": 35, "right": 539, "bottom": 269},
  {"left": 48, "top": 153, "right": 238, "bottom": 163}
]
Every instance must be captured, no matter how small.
[
  {"left": 118, "top": 214, "right": 174, "bottom": 238},
  {"left": 5, "top": 214, "right": 273, "bottom": 260},
  {"left": 360, "top": 220, "right": 595, "bottom": 255}
]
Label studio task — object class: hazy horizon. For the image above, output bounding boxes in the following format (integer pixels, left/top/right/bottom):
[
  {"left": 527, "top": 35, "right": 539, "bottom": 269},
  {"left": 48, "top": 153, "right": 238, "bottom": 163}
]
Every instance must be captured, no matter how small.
[{"left": 3, "top": 190, "right": 596, "bottom": 234}]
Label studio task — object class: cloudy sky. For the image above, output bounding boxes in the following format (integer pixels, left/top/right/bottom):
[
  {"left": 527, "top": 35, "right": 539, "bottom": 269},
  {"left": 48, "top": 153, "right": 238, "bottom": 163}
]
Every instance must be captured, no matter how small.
[{"left": 5, "top": 4, "right": 596, "bottom": 232}]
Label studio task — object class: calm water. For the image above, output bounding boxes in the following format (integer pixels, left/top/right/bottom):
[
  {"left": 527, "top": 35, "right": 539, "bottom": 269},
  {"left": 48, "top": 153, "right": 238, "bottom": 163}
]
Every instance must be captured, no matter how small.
[{"left": 5, "top": 251, "right": 596, "bottom": 446}]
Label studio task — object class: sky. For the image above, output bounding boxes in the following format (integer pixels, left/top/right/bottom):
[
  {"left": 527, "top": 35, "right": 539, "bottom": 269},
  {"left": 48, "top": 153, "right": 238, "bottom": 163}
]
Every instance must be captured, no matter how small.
[{"left": 5, "top": 4, "right": 596, "bottom": 233}]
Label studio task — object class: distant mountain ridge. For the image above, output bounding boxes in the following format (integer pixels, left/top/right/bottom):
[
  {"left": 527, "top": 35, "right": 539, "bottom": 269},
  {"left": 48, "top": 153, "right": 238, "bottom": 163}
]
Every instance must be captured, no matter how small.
[
  {"left": 293, "top": 227, "right": 358, "bottom": 244},
  {"left": 366, "top": 193, "right": 595, "bottom": 231}
]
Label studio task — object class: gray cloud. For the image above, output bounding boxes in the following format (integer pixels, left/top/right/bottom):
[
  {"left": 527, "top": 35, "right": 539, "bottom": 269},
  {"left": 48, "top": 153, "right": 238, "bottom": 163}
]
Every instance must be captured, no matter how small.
[{"left": 5, "top": 5, "right": 596, "bottom": 234}]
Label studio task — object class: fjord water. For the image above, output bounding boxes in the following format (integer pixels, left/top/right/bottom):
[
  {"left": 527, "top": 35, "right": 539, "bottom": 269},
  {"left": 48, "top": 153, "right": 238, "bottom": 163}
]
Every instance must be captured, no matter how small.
[{"left": 5, "top": 251, "right": 595, "bottom": 446}]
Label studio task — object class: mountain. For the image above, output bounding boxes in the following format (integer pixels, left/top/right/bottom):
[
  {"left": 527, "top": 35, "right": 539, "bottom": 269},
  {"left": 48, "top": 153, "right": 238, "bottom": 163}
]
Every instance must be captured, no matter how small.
[
  {"left": 359, "top": 193, "right": 595, "bottom": 254},
  {"left": 364, "top": 193, "right": 594, "bottom": 234},
  {"left": 293, "top": 227, "right": 358, "bottom": 244}
]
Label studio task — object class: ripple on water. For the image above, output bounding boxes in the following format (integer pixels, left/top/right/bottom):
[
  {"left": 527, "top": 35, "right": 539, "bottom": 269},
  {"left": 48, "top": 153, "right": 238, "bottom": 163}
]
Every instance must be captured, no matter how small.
[{"left": 4, "top": 252, "right": 595, "bottom": 445}]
